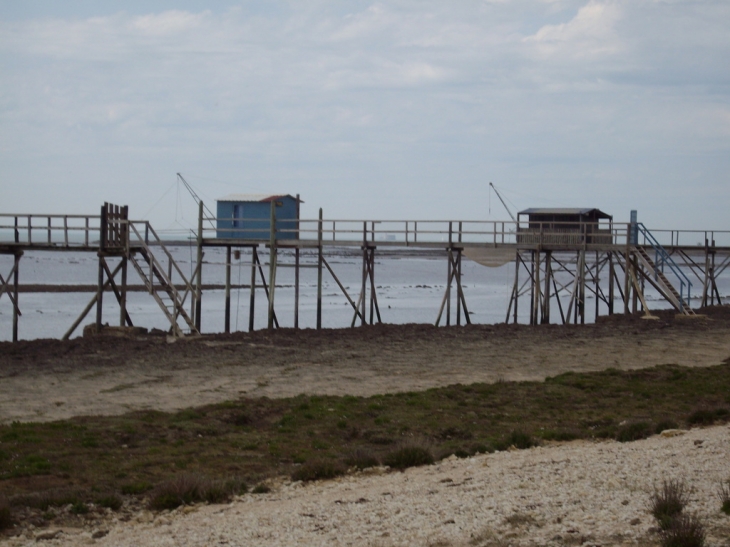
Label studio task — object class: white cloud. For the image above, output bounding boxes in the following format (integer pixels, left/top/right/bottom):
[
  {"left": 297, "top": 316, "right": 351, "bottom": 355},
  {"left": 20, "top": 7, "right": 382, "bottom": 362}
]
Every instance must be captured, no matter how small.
[
  {"left": 0, "top": 1, "right": 728, "bottom": 229},
  {"left": 524, "top": 0, "right": 623, "bottom": 59},
  {"left": 130, "top": 10, "right": 209, "bottom": 36}
]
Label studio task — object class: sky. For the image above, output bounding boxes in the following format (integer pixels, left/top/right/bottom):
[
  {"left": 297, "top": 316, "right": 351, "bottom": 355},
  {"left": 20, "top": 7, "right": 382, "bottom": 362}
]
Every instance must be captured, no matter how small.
[{"left": 1, "top": 0, "right": 729, "bottom": 233}]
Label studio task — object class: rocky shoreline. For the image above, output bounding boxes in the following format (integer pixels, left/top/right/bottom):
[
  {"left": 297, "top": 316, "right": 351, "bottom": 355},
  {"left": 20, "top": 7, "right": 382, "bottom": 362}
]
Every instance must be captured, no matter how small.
[{"left": 3, "top": 425, "right": 729, "bottom": 547}]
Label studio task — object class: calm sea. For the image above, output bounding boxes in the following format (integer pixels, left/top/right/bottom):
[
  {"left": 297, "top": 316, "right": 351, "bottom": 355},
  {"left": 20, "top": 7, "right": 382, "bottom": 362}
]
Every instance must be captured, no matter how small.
[{"left": 0, "top": 246, "right": 722, "bottom": 342}]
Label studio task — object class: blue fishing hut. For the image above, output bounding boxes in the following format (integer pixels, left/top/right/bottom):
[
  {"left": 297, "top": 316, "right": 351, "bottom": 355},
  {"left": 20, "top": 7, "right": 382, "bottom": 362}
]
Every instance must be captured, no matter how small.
[{"left": 216, "top": 194, "right": 301, "bottom": 240}]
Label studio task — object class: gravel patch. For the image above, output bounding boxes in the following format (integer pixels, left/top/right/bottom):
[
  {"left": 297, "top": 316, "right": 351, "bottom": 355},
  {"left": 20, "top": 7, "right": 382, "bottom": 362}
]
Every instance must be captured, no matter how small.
[{"left": 5, "top": 425, "right": 729, "bottom": 546}]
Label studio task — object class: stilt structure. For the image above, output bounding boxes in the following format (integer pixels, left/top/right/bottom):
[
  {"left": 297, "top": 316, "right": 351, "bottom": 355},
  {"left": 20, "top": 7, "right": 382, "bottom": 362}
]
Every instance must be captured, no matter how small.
[{"left": 2, "top": 203, "right": 729, "bottom": 341}]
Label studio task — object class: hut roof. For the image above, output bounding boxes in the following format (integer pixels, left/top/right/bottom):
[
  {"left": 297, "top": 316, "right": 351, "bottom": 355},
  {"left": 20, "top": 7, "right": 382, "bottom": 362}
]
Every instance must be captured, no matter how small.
[
  {"left": 217, "top": 194, "right": 302, "bottom": 203},
  {"left": 519, "top": 208, "right": 612, "bottom": 219}
]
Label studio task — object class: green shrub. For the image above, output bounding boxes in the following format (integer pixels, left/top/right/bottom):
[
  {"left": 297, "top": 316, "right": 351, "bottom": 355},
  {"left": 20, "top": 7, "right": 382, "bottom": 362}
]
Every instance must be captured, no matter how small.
[
  {"left": 650, "top": 479, "right": 689, "bottom": 530},
  {"left": 121, "top": 482, "right": 152, "bottom": 495},
  {"left": 291, "top": 459, "right": 346, "bottom": 482},
  {"left": 718, "top": 478, "right": 730, "bottom": 516},
  {"left": 616, "top": 422, "right": 652, "bottom": 442},
  {"left": 148, "top": 474, "right": 234, "bottom": 511},
  {"left": 95, "top": 494, "right": 122, "bottom": 511},
  {"left": 497, "top": 430, "right": 537, "bottom": 450},
  {"left": 251, "top": 484, "right": 270, "bottom": 494},
  {"left": 659, "top": 514, "right": 706, "bottom": 547},
  {"left": 0, "top": 497, "right": 13, "bottom": 531},
  {"left": 383, "top": 442, "right": 434, "bottom": 470},
  {"left": 71, "top": 501, "right": 89, "bottom": 515},
  {"left": 654, "top": 419, "right": 679, "bottom": 434},
  {"left": 688, "top": 410, "right": 716, "bottom": 426},
  {"left": 344, "top": 448, "right": 380, "bottom": 470}
]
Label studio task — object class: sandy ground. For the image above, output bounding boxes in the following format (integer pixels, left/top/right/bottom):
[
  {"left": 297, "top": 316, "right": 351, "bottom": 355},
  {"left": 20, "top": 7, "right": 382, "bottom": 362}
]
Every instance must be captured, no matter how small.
[
  {"left": 4, "top": 426, "right": 730, "bottom": 546},
  {"left": 2, "top": 308, "right": 730, "bottom": 546},
  {"left": 1, "top": 307, "right": 730, "bottom": 424}
]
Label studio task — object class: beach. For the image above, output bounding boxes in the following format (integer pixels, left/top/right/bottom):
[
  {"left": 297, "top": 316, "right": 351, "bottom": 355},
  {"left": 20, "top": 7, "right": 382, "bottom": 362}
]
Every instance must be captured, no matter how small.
[{"left": 1, "top": 307, "right": 730, "bottom": 546}]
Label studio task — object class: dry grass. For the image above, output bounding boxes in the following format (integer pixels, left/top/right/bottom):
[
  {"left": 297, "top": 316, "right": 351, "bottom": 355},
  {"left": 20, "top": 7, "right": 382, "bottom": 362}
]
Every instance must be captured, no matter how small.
[
  {"left": 659, "top": 514, "right": 706, "bottom": 547},
  {"left": 649, "top": 479, "right": 690, "bottom": 530},
  {"left": 148, "top": 474, "right": 245, "bottom": 510},
  {"left": 1, "top": 362, "right": 729, "bottom": 516},
  {"left": 718, "top": 478, "right": 730, "bottom": 516},
  {"left": 0, "top": 496, "right": 12, "bottom": 531}
]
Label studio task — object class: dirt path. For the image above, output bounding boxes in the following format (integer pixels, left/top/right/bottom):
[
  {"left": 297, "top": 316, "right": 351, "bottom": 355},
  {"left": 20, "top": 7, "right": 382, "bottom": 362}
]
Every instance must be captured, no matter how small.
[{"left": 1, "top": 307, "right": 730, "bottom": 424}]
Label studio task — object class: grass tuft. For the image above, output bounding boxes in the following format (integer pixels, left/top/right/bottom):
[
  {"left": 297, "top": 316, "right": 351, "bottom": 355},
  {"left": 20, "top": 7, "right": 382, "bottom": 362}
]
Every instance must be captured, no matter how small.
[
  {"left": 718, "top": 478, "right": 730, "bottom": 516},
  {"left": 616, "top": 421, "right": 652, "bottom": 442},
  {"left": 95, "top": 494, "right": 123, "bottom": 511},
  {"left": 251, "top": 483, "right": 270, "bottom": 494},
  {"left": 383, "top": 440, "right": 434, "bottom": 470},
  {"left": 291, "top": 459, "right": 347, "bottom": 482},
  {"left": 654, "top": 419, "right": 679, "bottom": 434},
  {"left": 0, "top": 497, "right": 13, "bottom": 531},
  {"left": 148, "top": 474, "right": 235, "bottom": 511},
  {"left": 344, "top": 448, "right": 380, "bottom": 470},
  {"left": 687, "top": 408, "right": 729, "bottom": 426},
  {"left": 659, "top": 514, "right": 706, "bottom": 547},
  {"left": 649, "top": 479, "right": 689, "bottom": 530}
]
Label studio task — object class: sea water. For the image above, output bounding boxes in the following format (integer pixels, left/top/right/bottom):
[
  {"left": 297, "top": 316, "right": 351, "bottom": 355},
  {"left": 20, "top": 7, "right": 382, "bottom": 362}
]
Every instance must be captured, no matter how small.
[{"left": 0, "top": 247, "right": 725, "bottom": 342}]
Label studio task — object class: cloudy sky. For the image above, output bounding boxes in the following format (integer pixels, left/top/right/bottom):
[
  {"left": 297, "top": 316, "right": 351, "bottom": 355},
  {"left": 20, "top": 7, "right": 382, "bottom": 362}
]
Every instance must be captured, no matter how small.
[{"left": 1, "top": 0, "right": 728, "bottom": 232}]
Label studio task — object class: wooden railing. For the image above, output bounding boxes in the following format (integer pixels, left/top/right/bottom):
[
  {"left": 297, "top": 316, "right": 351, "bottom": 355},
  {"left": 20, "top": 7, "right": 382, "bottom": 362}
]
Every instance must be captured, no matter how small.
[{"left": 0, "top": 214, "right": 101, "bottom": 248}]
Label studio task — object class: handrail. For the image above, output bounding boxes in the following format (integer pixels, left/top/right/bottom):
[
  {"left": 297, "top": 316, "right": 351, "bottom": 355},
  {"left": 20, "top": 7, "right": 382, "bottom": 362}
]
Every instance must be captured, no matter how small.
[
  {"left": 0, "top": 214, "right": 101, "bottom": 247},
  {"left": 199, "top": 216, "right": 626, "bottom": 247},
  {"left": 636, "top": 223, "right": 692, "bottom": 311}
]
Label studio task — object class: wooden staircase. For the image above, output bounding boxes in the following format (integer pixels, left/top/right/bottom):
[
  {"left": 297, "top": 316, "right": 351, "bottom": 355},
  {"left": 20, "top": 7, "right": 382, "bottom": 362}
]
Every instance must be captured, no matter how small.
[
  {"left": 127, "top": 222, "right": 199, "bottom": 337},
  {"left": 634, "top": 246, "right": 695, "bottom": 315}
]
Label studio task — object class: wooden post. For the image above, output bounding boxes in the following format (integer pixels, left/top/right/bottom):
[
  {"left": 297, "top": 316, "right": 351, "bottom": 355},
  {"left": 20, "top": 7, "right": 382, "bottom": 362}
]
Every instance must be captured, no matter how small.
[
  {"left": 12, "top": 253, "right": 20, "bottom": 342},
  {"left": 446, "top": 223, "right": 452, "bottom": 326},
  {"left": 608, "top": 251, "right": 616, "bottom": 315},
  {"left": 119, "top": 256, "right": 128, "bottom": 326},
  {"left": 267, "top": 201, "right": 277, "bottom": 330},
  {"left": 249, "top": 247, "right": 257, "bottom": 332},
  {"left": 119, "top": 206, "right": 128, "bottom": 327},
  {"left": 294, "top": 247, "right": 300, "bottom": 329},
  {"left": 529, "top": 251, "right": 535, "bottom": 326},
  {"left": 95, "top": 204, "right": 106, "bottom": 333},
  {"left": 512, "top": 252, "right": 520, "bottom": 324},
  {"left": 533, "top": 251, "right": 541, "bottom": 325},
  {"left": 225, "top": 246, "right": 231, "bottom": 333},
  {"left": 579, "top": 250, "right": 586, "bottom": 325},
  {"left": 195, "top": 201, "right": 204, "bottom": 332},
  {"left": 542, "top": 251, "right": 551, "bottom": 324},
  {"left": 446, "top": 248, "right": 452, "bottom": 326},
  {"left": 317, "top": 208, "right": 323, "bottom": 330},
  {"left": 456, "top": 249, "right": 462, "bottom": 326},
  {"left": 702, "top": 239, "right": 710, "bottom": 307},
  {"left": 360, "top": 222, "right": 367, "bottom": 327},
  {"left": 592, "top": 252, "right": 598, "bottom": 322}
]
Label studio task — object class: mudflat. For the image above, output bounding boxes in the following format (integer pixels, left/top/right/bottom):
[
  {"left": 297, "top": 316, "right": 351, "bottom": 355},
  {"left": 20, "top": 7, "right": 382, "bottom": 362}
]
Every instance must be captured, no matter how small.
[{"left": 1, "top": 306, "right": 729, "bottom": 424}]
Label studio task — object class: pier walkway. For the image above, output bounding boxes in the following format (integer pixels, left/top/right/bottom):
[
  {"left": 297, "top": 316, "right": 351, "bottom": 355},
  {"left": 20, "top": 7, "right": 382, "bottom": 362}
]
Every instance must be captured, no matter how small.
[{"left": 1, "top": 203, "right": 728, "bottom": 341}]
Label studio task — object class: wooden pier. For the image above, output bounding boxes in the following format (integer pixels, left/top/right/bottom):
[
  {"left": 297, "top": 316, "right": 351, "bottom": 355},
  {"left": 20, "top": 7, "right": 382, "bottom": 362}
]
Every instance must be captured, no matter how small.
[{"left": 1, "top": 202, "right": 729, "bottom": 341}]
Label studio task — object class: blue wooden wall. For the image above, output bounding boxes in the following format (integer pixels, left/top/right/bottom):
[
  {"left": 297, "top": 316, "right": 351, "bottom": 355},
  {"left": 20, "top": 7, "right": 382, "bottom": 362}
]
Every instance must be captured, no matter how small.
[{"left": 216, "top": 196, "right": 298, "bottom": 240}]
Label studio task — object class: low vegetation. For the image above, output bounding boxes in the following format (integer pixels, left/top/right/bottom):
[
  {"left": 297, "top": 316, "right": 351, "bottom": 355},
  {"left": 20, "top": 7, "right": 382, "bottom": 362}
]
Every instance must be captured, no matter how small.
[
  {"left": 0, "top": 362, "right": 728, "bottom": 528},
  {"left": 649, "top": 479, "right": 707, "bottom": 547},
  {"left": 659, "top": 514, "right": 706, "bottom": 547},
  {"left": 649, "top": 479, "right": 689, "bottom": 530},
  {"left": 719, "top": 478, "right": 730, "bottom": 516}
]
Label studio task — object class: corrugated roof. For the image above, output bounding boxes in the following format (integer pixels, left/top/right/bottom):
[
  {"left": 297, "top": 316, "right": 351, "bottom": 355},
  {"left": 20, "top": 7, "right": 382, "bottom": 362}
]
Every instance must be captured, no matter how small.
[
  {"left": 519, "top": 208, "right": 612, "bottom": 218},
  {"left": 217, "top": 194, "right": 301, "bottom": 203}
]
